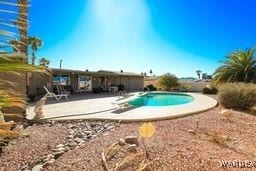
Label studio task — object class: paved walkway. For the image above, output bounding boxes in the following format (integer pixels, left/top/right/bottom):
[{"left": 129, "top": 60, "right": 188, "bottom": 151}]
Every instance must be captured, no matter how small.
[{"left": 27, "top": 93, "right": 217, "bottom": 122}]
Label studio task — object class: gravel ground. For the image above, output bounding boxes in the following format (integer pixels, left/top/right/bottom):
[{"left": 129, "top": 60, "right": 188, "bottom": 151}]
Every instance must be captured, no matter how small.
[
  {"left": 0, "top": 124, "right": 69, "bottom": 171},
  {"left": 2, "top": 98, "right": 256, "bottom": 171},
  {"left": 45, "top": 106, "right": 256, "bottom": 171}
]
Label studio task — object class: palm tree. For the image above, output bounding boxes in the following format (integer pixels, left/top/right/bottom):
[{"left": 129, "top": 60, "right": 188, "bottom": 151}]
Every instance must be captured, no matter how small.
[
  {"left": 9, "top": 40, "right": 20, "bottom": 52},
  {"left": 195, "top": 70, "right": 202, "bottom": 79},
  {"left": 28, "top": 36, "right": 42, "bottom": 65},
  {"left": 17, "top": 0, "right": 29, "bottom": 57},
  {"left": 213, "top": 48, "right": 256, "bottom": 84},
  {"left": 39, "top": 57, "right": 50, "bottom": 67},
  {"left": 0, "top": 54, "right": 48, "bottom": 122},
  {"left": 1, "top": 0, "right": 29, "bottom": 57},
  {"left": 0, "top": 1, "right": 48, "bottom": 123},
  {"left": 149, "top": 69, "right": 153, "bottom": 76}
]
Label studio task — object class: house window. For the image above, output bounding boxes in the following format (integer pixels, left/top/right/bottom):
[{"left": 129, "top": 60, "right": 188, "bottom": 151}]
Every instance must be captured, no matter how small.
[{"left": 53, "top": 75, "right": 70, "bottom": 85}]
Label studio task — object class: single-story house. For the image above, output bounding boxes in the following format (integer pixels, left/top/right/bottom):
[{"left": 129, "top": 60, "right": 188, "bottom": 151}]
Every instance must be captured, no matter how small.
[{"left": 28, "top": 68, "right": 144, "bottom": 98}]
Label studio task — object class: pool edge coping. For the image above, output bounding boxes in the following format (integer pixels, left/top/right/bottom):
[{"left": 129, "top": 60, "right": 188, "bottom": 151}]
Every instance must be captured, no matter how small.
[{"left": 49, "top": 93, "right": 218, "bottom": 122}]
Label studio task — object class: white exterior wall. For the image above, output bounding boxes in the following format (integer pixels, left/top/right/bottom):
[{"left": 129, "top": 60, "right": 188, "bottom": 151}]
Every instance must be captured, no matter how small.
[{"left": 179, "top": 81, "right": 210, "bottom": 92}]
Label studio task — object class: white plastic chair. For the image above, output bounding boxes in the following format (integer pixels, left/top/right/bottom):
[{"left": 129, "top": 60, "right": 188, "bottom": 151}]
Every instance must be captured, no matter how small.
[{"left": 43, "top": 86, "right": 69, "bottom": 100}]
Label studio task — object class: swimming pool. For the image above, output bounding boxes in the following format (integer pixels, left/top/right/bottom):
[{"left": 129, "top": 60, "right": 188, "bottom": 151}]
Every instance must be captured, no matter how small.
[{"left": 128, "top": 92, "right": 194, "bottom": 107}]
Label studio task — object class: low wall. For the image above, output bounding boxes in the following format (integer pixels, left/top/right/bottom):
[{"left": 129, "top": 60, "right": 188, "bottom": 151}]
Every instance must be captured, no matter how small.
[
  {"left": 144, "top": 79, "right": 211, "bottom": 92},
  {"left": 179, "top": 81, "right": 210, "bottom": 92}
]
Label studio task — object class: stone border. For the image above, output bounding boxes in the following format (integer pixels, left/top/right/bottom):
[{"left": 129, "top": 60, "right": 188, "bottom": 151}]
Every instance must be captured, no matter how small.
[
  {"left": 51, "top": 93, "right": 218, "bottom": 122},
  {"left": 20, "top": 121, "right": 117, "bottom": 170}
]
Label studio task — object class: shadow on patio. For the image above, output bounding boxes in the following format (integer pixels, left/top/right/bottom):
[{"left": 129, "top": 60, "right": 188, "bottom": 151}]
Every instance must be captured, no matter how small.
[
  {"left": 111, "top": 105, "right": 141, "bottom": 114},
  {"left": 29, "top": 92, "right": 120, "bottom": 106},
  {"left": 43, "top": 108, "right": 116, "bottom": 120}
]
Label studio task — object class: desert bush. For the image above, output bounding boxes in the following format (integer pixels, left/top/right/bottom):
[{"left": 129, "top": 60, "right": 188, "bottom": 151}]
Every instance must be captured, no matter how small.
[
  {"left": 202, "top": 87, "right": 218, "bottom": 94},
  {"left": 211, "top": 87, "right": 218, "bottom": 94},
  {"left": 203, "top": 87, "right": 212, "bottom": 94},
  {"left": 182, "top": 84, "right": 191, "bottom": 92},
  {"left": 218, "top": 83, "right": 256, "bottom": 110},
  {"left": 159, "top": 73, "right": 179, "bottom": 90}
]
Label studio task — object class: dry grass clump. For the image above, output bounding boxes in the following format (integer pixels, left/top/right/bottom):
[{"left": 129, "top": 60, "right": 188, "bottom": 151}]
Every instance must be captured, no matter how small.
[
  {"left": 218, "top": 83, "right": 256, "bottom": 110},
  {"left": 0, "top": 121, "right": 20, "bottom": 146},
  {"left": 0, "top": 121, "right": 15, "bottom": 130},
  {"left": 198, "top": 131, "right": 256, "bottom": 159},
  {"left": 101, "top": 140, "right": 154, "bottom": 171},
  {"left": 0, "top": 129, "right": 19, "bottom": 140}
]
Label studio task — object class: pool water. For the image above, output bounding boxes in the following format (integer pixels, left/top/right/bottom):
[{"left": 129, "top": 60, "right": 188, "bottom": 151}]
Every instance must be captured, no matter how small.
[{"left": 128, "top": 93, "right": 194, "bottom": 106}]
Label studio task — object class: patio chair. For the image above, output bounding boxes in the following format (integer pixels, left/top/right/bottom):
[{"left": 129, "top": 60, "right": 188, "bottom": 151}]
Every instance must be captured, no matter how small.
[
  {"left": 118, "top": 90, "right": 131, "bottom": 99},
  {"left": 112, "top": 93, "right": 135, "bottom": 108},
  {"left": 43, "top": 86, "right": 69, "bottom": 100},
  {"left": 112, "top": 99, "right": 129, "bottom": 109},
  {"left": 56, "top": 84, "right": 71, "bottom": 95}
]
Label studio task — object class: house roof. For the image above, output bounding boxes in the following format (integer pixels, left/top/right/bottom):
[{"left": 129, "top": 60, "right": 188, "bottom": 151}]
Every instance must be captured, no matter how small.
[
  {"left": 97, "top": 70, "right": 144, "bottom": 77},
  {"left": 144, "top": 76, "right": 160, "bottom": 81},
  {"left": 51, "top": 68, "right": 98, "bottom": 75},
  {"left": 51, "top": 68, "right": 144, "bottom": 77}
]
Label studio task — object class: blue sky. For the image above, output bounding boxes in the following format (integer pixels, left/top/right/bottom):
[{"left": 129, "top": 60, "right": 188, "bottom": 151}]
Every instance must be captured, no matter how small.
[{"left": 27, "top": 0, "right": 256, "bottom": 77}]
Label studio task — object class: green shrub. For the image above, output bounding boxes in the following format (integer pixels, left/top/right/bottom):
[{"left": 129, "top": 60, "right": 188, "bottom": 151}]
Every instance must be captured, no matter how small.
[
  {"left": 182, "top": 84, "right": 191, "bottom": 92},
  {"left": 159, "top": 73, "right": 179, "bottom": 90},
  {"left": 218, "top": 83, "right": 256, "bottom": 110},
  {"left": 202, "top": 87, "right": 218, "bottom": 94},
  {"left": 211, "top": 87, "right": 218, "bottom": 94},
  {"left": 203, "top": 87, "right": 213, "bottom": 94},
  {"left": 144, "top": 84, "right": 157, "bottom": 91}
]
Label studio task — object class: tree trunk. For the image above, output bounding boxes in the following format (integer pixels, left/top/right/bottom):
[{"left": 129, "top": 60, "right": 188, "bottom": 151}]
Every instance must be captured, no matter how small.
[
  {"left": 32, "top": 52, "right": 35, "bottom": 65},
  {"left": 17, "top": 0, "right": 29, "bottom": 60}
]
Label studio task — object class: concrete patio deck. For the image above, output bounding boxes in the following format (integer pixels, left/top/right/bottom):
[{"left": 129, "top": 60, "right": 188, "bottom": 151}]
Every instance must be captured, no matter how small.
[{"left": 27, "top": 92, "right": 218, "bottom": 122}]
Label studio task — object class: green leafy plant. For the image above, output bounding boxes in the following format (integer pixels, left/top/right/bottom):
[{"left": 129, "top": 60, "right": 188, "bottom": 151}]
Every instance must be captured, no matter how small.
[
  {"left": 0, "top": 0, "right": 49, "bottom": 122},
  {"left": 195, "top": 70, "right": 202, "bottom": 79},
  {"left": 158, "top": 73, "right": 179, "bottom": 90},
  {"left": 39, "top": 57, "right": 50, "bottom": 67},
  {"left": 144, "top": 84, "right": 157, "bottom": 91},
  {"left": 182, "top": 84, "right": 191, "bottom": 92},
  {"left": 0, "top": 54, "right": 50, "bottom": 120},
  {"left": 202, "top": 87, "right": 218, "bottom": 94},
  {"left": 202, "top": 87, "right": 212, "bottom": 94},
  {"left": 218, "top": 83, "right": 256, "bottom": 110},
  {"left": 28, "top": 36, "right": 42, "bottom": 65},
  {"left": 213, "top": 48, "right": 256, "bottom": 84},
  {"left": 211, "top": 87, "right": 218, "bottom": 94}
]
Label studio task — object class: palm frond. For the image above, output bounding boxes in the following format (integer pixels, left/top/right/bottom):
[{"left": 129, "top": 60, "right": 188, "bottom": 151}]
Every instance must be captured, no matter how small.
[
  {"left": 0, "top": 1, "right": 30, "bottom": 7},
  {"left": 213, "top": 48, "right": 256, "bottom": 84},
  {"left": 0, "top": 89, "right": 26, "bottom": 109}
]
